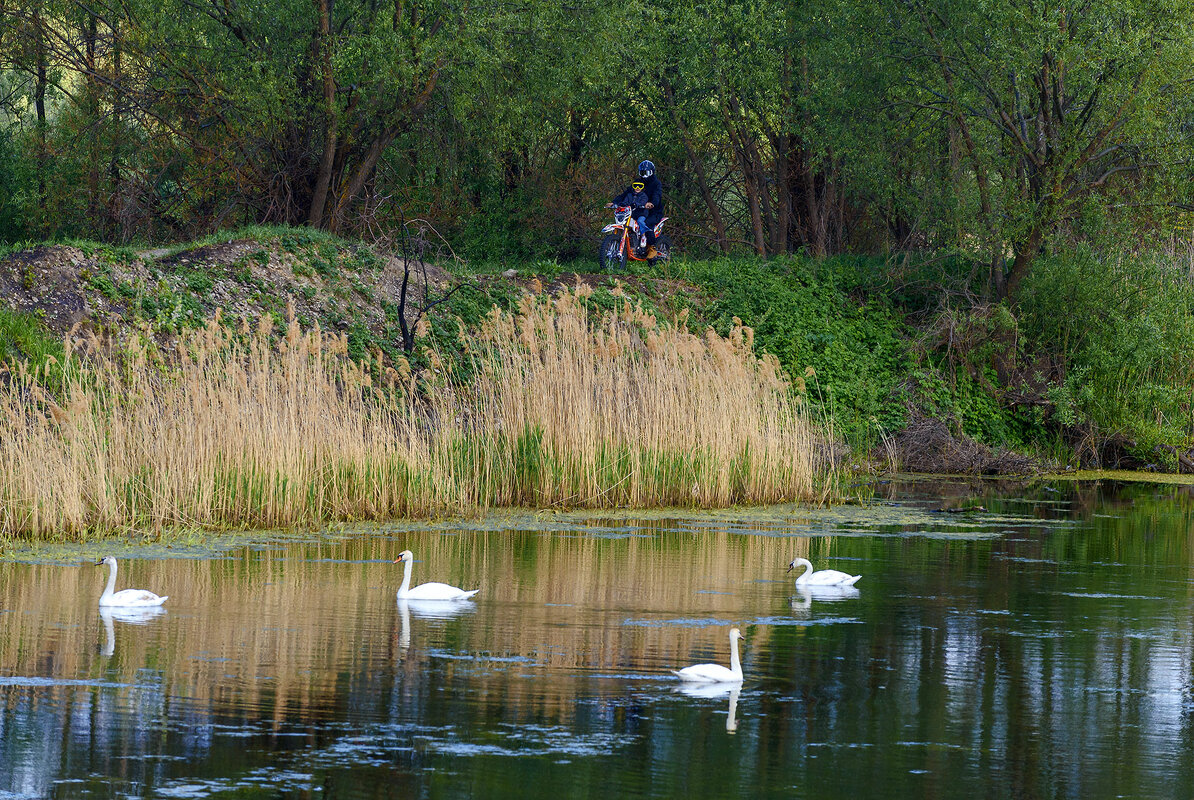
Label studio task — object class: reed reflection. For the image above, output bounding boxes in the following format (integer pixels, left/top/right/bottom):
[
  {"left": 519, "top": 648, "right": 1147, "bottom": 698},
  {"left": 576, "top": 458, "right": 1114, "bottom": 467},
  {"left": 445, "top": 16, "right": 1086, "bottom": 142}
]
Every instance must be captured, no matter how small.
[{"left": 2, "top": 482, "right": 1194, "bottom": 799}]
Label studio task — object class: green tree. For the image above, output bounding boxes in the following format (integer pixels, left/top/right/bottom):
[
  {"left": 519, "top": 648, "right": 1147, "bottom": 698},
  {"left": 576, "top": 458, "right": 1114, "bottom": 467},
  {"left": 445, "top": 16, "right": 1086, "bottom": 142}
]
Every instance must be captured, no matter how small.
[{"left": 890, "top": 0, "right": 1194, "bottom": 298}]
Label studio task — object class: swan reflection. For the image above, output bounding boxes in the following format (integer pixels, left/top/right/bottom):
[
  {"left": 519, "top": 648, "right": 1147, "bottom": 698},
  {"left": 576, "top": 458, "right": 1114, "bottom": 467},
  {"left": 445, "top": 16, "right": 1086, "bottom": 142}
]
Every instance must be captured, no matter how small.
[
  {"left": 791, "top": 584, "right": 860, "bottom": 613},
  {"left": 99, "top": 605, "right": 167, "bottom": 656},
  {"left": 676, "top": 683, "right": 741, "bottom": 733},
  {"left": 397, "top": 597, "right": 477, "bottom": 654}
]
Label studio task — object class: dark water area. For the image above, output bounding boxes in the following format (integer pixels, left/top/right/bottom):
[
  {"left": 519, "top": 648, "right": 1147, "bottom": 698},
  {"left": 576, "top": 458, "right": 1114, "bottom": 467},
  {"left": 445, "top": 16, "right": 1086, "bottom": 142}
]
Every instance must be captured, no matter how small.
[{"left": 3, "top": 477, "right": 1194, "bottom": 799}]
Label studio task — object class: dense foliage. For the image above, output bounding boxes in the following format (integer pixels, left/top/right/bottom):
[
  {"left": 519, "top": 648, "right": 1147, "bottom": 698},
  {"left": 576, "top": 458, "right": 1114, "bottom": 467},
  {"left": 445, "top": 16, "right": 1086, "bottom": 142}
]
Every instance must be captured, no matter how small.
[
  {"left": 3, "top": 0, "right": 1194, "bottom": 466},
  {"left": 3, "top": 0, "right": 1193, "bottom": 293}
]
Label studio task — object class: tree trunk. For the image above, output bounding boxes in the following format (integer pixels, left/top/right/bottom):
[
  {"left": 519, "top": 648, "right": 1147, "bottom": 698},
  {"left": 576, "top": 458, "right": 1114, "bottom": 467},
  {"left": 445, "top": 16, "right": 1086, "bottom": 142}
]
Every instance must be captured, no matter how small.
[
  {"left": 329, "top": 132, "right": 395, "bottom": 232},
  {"left": 722, "top": 93, "right": 766, "bottom": 256},
  {"left": 802, "top": 150, "right": 825, "bottom": 257},
  {"left": 33, "top": 2, "right": 48, "bottom": 223},
  {"left": 108, "top": 28, "right": 124, "bottom": 237},
  {"left": 1005, "top": 225, "right": 1044, "bottom": 299},
  {"left": 663, "top": 83, "right": 729, "bottom": 252},
  {"left": 308, "top": 0, "right": 338, "bottom": 227},
  {"left": 329, "top": 66, "right": 440, "bottom": 232},
  {"left": 774, "top": 132, "right": 790, "bottom": 254},
  {"left": 85, "top": 11, "right": 100, "bottom": 221}
]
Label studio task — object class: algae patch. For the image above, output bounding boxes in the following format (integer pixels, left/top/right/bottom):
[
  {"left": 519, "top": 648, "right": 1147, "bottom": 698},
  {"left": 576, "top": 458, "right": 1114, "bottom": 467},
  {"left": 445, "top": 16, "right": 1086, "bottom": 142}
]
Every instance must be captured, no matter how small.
[{"left": 1045, "top": 470, "right": 1194, "bottom": 485}]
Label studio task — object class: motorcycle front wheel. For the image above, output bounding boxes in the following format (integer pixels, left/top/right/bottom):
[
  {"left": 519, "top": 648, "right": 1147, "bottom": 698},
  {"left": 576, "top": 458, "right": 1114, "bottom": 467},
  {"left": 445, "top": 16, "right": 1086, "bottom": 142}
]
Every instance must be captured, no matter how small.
[
  {"left": 648, "top": 234, "right": 673, "bottom": 267},
  {"left": 599, "top": 233, "right": 627, "bottom": 272}
]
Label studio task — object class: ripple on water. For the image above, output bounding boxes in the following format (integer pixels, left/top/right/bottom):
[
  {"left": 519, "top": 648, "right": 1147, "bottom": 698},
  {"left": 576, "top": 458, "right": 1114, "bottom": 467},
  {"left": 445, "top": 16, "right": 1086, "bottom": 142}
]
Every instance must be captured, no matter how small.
[
  {"left": 0, "top": 677, "right": 139, "bottom": 689},
  {"left": 621, "top": 617, "right": 731, "bottom": 628},
  {"left": 425, "top": 649, "right": 537, "bottom": 664},
  {"left": 1060, "top": 592, "right": 1165, "bottom": 600},
  {"left": 418, "top": 725, "right": 628, "bottom": 760},
  {"left": 752, "top": 615, "right": 863, "bottom": 626},
  {"left": 155, "top": 769, "right": 319, "bottom": 798}
]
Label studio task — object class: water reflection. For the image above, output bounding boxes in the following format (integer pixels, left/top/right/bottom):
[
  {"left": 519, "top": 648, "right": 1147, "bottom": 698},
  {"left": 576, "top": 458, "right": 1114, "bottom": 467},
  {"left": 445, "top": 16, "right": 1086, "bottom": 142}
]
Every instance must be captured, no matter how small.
[
  {"left": 791, "top": 583, "right": 862, "bottom": 610},
  {"left": 677, "top": 683, "right": 742, "bottom": 734},
  {"left": 397, "top": 597, "right": 475, "bottom": 655},
  {"left": 99, "top": 606, "right": 167, "bottom": 656},
  {"left": 3, "top": 479, "right": 1194, "bottom": 797}
]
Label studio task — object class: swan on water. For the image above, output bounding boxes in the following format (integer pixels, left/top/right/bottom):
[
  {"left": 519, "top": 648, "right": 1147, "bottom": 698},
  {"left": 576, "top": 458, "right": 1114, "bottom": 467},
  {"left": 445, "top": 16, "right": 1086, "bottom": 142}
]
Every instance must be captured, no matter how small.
[
  {"left": 95, "top": 556, "right": 168, "bottom": 607},
  {"left": 672, "top": 628, "right": 745, "bottom": 683},
  {"left": 394, "top": 550, "right": 479, "bottom": 601},
  {"left": 787, "top": 557, "right": 861, "bottom": 587}
]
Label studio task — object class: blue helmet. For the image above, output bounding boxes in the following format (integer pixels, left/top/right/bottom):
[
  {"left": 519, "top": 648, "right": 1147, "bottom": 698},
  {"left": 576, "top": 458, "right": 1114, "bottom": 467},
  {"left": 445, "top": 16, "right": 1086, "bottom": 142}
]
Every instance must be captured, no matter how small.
[{"left": 637, "top": 160, "right": 655, "bottom": 178}]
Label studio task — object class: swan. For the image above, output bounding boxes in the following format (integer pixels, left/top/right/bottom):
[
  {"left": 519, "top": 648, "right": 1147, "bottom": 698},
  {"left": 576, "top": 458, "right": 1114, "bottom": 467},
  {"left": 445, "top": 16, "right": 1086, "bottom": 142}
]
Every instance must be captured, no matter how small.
[
  {"left": 95, "top": 556, "right": 168, "bottom": 607},
  {"left": 394, "top": 550, "right": 479, "bottom": 601},
  {"left": 671, "top": 628, "right": 745, "bottom": 683},
  {"left": 787, "top": 557, "right": 861, "bottom": 587}
]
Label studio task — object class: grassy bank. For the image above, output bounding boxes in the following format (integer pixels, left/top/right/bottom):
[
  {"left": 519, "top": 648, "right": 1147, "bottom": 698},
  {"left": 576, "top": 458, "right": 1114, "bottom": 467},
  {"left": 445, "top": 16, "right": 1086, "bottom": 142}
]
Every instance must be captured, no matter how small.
[
  {"left": 3, "top": 226, "right": 1193, "bottom": 540},
  {"left": 0, "top": 289, "right": 825, "bottom": 540}
]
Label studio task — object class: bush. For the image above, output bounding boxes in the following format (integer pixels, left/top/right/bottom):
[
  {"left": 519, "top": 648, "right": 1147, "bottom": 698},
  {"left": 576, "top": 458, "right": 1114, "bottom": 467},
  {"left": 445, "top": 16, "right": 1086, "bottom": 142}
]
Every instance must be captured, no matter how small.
[
  {"left": 676, "top": 255, "right": 912, "bottom": 445},
  {"left": 1018, "top": 247, "right": 1194, "bottom": 454}
]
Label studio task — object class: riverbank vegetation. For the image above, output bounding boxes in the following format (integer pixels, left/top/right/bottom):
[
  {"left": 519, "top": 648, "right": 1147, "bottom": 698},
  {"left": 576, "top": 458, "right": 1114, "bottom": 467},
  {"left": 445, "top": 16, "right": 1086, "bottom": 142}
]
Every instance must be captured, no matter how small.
[
  {"left": 0, "top": 287, "right": 823, "bottom": 539},
  {"left": 3, "top": 0, "right": 1194, "bottom": 532}
]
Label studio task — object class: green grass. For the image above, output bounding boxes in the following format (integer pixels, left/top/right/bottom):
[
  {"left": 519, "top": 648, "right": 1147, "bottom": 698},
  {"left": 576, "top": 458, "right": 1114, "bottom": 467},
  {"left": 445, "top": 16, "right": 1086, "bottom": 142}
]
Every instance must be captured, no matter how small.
[
  {"left": 669, "top": 255, "right": 912, "bottom": 447},
  {"left": 0, "top": 308, "right": 62, "bottom": 367}
]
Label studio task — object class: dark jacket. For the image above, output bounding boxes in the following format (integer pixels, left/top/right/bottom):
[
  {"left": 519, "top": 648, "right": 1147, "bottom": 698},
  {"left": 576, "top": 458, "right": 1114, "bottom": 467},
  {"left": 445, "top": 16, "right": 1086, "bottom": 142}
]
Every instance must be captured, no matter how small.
[{"left": 612, "top": 174, "right": 664, "bottom": 216}]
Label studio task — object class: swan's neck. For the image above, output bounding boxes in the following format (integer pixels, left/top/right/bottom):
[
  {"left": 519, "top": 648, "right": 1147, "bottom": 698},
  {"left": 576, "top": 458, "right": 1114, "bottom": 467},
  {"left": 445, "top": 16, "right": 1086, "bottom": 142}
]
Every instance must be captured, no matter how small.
[
  {"left": 729, "top": 635, "right": 742, "bottom": 678},
  {"left": 793, "top": 558, "right": 813, "bottom": 585},
  {"left": 398, "top": 558, "right": 413, "bottom": 597},
  {"left": 101, "top": 561, "right": 117, "bottom": 602}
]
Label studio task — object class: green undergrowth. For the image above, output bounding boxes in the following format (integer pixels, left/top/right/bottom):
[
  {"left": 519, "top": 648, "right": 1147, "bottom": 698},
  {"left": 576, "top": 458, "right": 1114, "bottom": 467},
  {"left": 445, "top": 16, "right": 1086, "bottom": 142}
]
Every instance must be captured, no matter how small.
[
  {"left": 0, "top": 308, "right": 73, "bottom": 395},
  {"left": 0, "top": 307, "right": 62, "bottom": 366},
  {"left": 670, "top": 256, "right": 912, "bottom": 448},
  {"left": 5, "top": 227, "right": 1193, "bottom": 470}
]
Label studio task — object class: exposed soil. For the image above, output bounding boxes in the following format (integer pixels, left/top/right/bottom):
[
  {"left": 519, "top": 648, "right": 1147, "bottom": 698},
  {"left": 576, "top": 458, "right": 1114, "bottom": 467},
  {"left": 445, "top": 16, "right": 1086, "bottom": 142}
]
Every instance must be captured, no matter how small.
[{"left": 0, "top": 241, "right": 699, "bottom": 352}]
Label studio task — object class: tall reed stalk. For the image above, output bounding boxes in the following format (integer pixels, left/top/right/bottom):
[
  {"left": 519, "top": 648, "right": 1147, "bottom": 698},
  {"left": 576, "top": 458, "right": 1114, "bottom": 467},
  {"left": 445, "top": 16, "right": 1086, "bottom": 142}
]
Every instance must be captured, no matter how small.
[{"left": 1, "top": 290, "right": 829, "bottom": 539}]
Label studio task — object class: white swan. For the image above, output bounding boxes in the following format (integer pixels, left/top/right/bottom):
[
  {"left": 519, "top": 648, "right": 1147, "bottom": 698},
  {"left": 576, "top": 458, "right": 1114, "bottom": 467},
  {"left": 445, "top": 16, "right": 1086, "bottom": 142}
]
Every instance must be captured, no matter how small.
[
  {"left": 394, "top": 550, "right": 479, "bottom": 601},
  {"left": 95, "top": 556, "right": 168, "bottom": 607},
  {"left": 672, "top": 628, "right": 745, "bottom": 683},
  {"left": 787, "top": 557, "right": 861, "bottom": 587}
]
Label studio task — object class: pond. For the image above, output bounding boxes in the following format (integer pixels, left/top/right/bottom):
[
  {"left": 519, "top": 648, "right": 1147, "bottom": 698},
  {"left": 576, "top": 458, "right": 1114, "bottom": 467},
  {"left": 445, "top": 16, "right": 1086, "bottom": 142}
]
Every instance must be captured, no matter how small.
[{"left": 3, "top": 477, "right": 1194, "bottom": 798}]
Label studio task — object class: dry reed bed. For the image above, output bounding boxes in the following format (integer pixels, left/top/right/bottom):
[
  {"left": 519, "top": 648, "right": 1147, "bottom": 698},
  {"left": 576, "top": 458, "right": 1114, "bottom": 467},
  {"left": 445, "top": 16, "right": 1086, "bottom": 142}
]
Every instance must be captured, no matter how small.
[{"left": 1, "top": 288, "right": 828, "bottom": 538}]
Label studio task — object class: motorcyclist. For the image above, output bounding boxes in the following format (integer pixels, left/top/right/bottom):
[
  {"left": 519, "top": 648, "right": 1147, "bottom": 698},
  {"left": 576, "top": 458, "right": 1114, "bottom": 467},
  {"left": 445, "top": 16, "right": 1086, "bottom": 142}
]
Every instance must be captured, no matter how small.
[{"left": 607, "top": 160, "right": 664, "bottom": 258}]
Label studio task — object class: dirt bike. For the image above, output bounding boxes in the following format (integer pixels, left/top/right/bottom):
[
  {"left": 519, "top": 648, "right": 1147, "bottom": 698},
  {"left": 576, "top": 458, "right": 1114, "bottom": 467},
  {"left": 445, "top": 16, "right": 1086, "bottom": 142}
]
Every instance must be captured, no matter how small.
[{"left": 598, "top": 205, "right": 672, "bottom": 271}]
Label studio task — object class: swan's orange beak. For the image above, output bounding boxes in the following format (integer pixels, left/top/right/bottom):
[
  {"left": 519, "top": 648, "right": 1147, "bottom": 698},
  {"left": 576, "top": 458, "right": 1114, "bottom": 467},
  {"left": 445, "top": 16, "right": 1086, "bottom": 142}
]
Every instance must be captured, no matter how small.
[
  {"left": 393, "top": 555, "right": 406, "bottom": 563},
  {"left": 786, "top": 563, "right": 794, "bottom": 573},
  {"left": 94, "top": 558, "right": 104, "bottom": 566}
]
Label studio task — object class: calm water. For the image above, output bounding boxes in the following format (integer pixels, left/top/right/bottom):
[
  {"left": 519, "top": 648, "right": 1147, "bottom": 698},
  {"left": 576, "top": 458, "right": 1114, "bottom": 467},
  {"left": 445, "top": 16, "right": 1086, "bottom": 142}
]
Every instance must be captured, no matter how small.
[{"left": 3, "top": 478, "right": 1194, "bottom": 799}]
